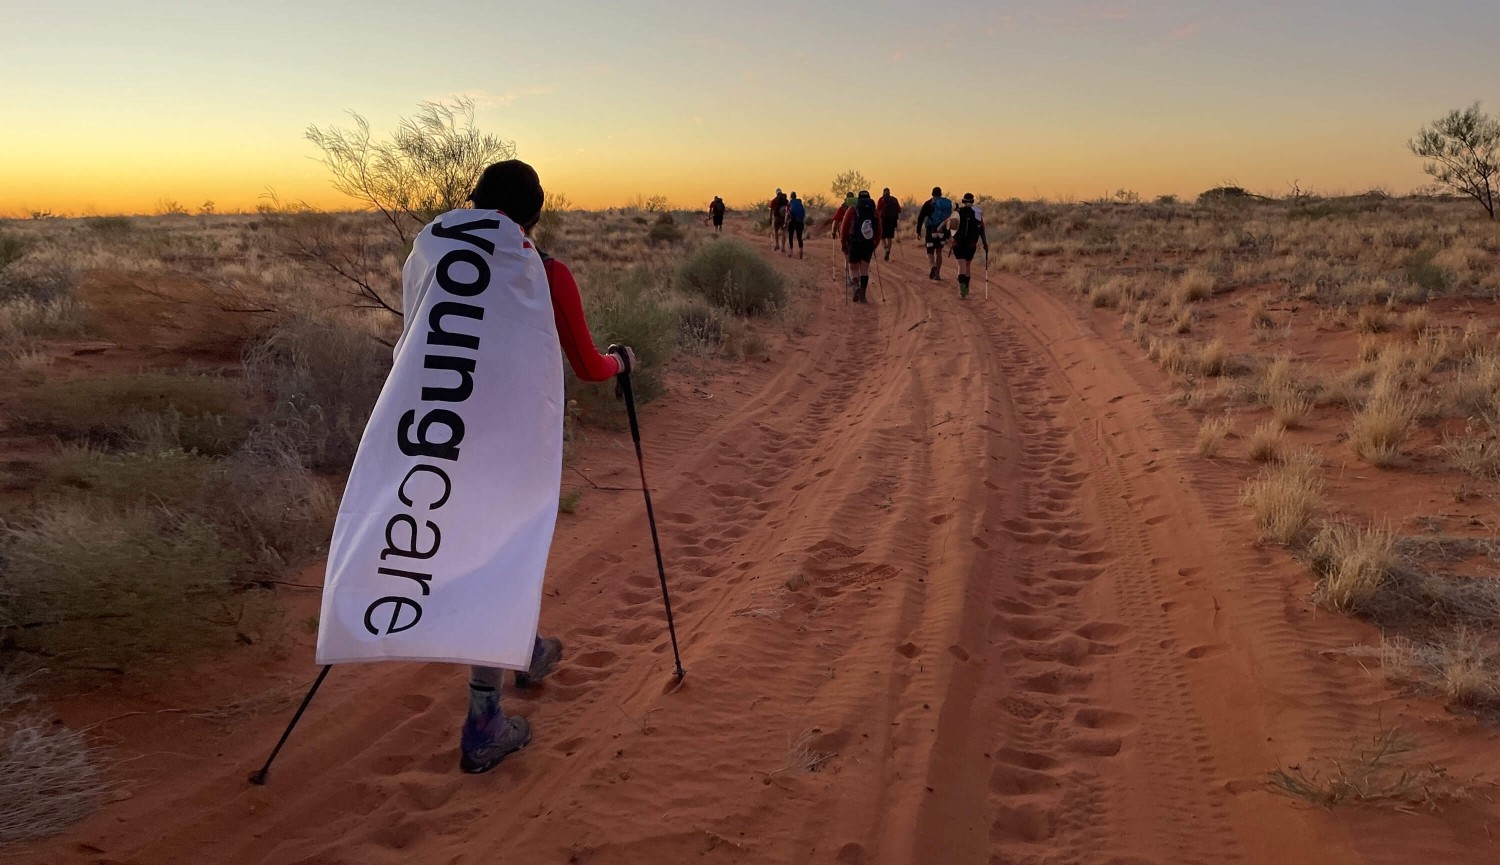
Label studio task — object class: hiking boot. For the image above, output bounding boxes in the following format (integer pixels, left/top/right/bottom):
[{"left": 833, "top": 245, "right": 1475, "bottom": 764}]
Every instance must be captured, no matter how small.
[
  {"left": 514, "top": 637, "right": 564, "bottom": 689},
  {"left": 884, "top": 250, "right": 891, "bottom": 261},
  {"left": 928, "top": 266, "right": 938, "bottom": 280},
  {"left": 459, "top": 688, "right": 532, "bottom": 774}
]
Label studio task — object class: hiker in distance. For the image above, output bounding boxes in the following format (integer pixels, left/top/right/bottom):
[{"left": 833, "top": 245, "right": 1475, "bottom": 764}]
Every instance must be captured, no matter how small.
[
  {"left": 840, "top": 190, "right": 883, "bottom": 303},
  {"left": 831, "top": 190, "right": 857, "bottom": 285},
  {"left": 785, "top": 191, "right": 806, "bottom": 258},
  {"left": 708, "top": 196, "right": 726, "bottom": 232},
  {"left": 770, "top": 188, "right": 789, "bottom": 251},
  {"left": 951, "top": 193, "right": 989, "bottom": 299},
  {"left": 916, "top": 186, "right": 954, "bottom": 281},
  {"left": 876, "top": 187, "right": 901, "bottom": 261}
]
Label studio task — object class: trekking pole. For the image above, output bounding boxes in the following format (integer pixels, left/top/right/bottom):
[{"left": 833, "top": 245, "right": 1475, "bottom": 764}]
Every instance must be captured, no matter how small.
[
  {"left": 611, "top": 348, "right": 687, "bottom": 682},
  {"left": 248, "top": 664, "right": 332, "bottom": 785},
  {"left": 984, "top": 248, "right": 990, "bottom": 301}
]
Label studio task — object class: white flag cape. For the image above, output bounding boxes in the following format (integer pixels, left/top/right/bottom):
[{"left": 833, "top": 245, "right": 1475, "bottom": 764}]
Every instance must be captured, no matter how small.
[{"left": 316, "top": 209, "right": 563, "bottom": 670}]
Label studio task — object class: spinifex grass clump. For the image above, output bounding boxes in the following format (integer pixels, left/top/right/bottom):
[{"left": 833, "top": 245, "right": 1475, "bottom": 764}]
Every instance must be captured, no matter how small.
[
  {"left": 1242, "top": 452, "right": 1323, "bottom": 545},
  {"left": 676, "top": 238, "right": 786, "bottom": 315}
]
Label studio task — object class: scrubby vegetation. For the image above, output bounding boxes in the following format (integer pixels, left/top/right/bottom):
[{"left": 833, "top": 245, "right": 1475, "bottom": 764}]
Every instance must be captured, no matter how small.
[{"left": 1012, "top": 190, "right": 1500, "bottom": 718}]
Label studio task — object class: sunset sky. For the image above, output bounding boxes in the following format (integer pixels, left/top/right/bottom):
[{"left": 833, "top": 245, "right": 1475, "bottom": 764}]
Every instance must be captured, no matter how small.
[{"left": 3, "top": 1, "right": 1496, "bottom": 215}]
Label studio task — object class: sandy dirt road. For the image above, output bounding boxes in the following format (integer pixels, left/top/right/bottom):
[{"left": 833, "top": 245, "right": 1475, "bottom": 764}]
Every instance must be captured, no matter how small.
[{"left": 17, "top": 225, "right": 1499, "bottom": 865}]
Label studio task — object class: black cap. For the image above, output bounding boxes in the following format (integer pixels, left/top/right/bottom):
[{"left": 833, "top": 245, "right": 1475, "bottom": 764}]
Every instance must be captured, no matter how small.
[
  {"left": 468, "top": 159, "right": 544, "bottom": 228},
  {"left": 962, "top": 192, "right": 975, "bottom": 204},
  {"left": 857, "top": 189, "right": 870, "bottom": 197},
  {"left": 932, "top": 186, "right": 942, "bottom": 197},
  {"left": 883, "top": 187, "right": 891, "bottom": 195}
]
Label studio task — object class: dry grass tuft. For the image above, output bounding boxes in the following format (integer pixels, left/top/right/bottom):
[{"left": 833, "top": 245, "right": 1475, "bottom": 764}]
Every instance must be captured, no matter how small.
[
  {"left": 0, "top": 673, "right": 109, "bottom": 844},
  {"left": 1308, "top": 520, "right": 1397, "bottom": 611},
  {"left": 1440, "top": 423, "right": 1500, "bottom": 479},
  {"left": 1196, "top": 415, "right": 1233, "bottom": 457},
  {"left": 1247, "top": 421, "right": 1285, "bottom": 463},
  {"left": 1267, "top": 728, "right": 1462, "bottom": 812},
  {"left": 1349, "top": 386, "right": 1420, "bottom": 466},
  {"left": 1241, "top": 454, "right": 1323, "bottom": 545}
]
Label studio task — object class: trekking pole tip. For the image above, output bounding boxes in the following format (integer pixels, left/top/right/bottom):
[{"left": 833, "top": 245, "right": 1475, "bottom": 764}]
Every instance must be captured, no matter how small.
[{"left": 248, "top": 769, "right": 269, "bottom": 786}]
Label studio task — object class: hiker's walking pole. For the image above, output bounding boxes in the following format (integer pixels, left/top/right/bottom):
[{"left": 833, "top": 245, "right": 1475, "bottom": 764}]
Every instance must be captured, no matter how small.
[
  {"left": 984, "top": 247, "right": 990, "bottom": 301},
  {"left": 611, "top": 348, "right": 687, "bottom": 681},
  {"left": 248, "top": 663, "right": 332, "bottom": 785}
]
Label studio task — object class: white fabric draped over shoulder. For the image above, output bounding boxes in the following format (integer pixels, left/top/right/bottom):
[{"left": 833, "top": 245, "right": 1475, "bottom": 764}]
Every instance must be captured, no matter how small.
[{"left": 316, "top": 209, "right": 563, "bottom": 670}]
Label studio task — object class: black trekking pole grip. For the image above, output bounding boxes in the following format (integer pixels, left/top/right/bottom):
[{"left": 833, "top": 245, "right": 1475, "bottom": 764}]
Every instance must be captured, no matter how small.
[{"left": 609, "top": 347, "right": 686, "bottom": 681}]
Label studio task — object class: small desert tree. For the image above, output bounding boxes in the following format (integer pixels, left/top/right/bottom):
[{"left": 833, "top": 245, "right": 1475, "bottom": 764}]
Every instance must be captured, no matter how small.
[
  {"left": 830, "top": 169, "right": 870, "bottom": 199},
  {"left": 1409, "top": 102, "right": 1499, "bottom": 220},
  {"left": 306, "top": 97, "right": 517, "bottom": 244}
]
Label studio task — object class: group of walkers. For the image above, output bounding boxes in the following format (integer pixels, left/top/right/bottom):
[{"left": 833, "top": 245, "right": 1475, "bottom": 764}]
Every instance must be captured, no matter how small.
[{"left": 758, "top": 185, "right": 990, "bottom": 302}]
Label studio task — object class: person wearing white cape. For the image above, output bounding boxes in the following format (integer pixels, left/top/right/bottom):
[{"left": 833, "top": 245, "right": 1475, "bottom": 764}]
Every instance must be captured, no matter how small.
[{"left": 319, "top": 159, "right": 635, "bottom": 775}]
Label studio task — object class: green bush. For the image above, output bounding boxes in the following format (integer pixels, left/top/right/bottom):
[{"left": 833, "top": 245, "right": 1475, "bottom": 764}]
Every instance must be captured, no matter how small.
[
  {"left": 1017, "top": 211, "right": 1053, "bottom": 231},
  {"left": 1403, "top": 250, "right": 1455, "bottom": 294},
  {"left": 0, "top": 233, "right": 28, "bottom": 270},
  {"left": 244, "top": 315, "right": 390, "bottom": 471},
  {"left": 647, "top": 213, "right": 683, "bottom": 245},
  {"left": 22, "top": 372, "right": 252, "bottom": 455},
  {"left": 560, "top": 266, "right": 679, "bottom": 426},
  {"left": 0, "top": 503, "right": 250, "bottom": 667},
  {"left": 676, "top": 238, "right": 786, "bottom": 315},
  {"left": 0, "top": 251, "right": 76, "bottom": 303}
]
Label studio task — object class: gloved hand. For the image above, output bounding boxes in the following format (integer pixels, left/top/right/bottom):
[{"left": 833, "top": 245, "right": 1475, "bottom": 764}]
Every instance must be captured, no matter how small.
[{"left": 607, "top": 344, "right": 638, "bottom": 376}]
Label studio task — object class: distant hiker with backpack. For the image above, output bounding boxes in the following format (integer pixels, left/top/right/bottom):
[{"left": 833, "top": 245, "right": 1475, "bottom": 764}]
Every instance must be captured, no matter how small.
[
  {"left": 876, "top": 187, "right": 901, "bottom": 261},
  {"left": 831, "top": 191, "right": 857, "bottom": 285},
  {"left": 839, "top": 190, "right": 882, "bottom": 303},
  {"left": 916, "top": 186, "right": 954, "bottom": 281},
  {"left": 785, "top": 192, "right": 806, "bottom": 258},
  {"left": 951, "top": 193, "right": 990, "bottom": 299},
  {"left": 709, "top": 196, "right": 726, "bottom": 232},
  {"left": 317, "top": 158, "right": 640, "bottom": 775},
  {"left": 770, "top": 189, "right": 789, "bottom": 251}
]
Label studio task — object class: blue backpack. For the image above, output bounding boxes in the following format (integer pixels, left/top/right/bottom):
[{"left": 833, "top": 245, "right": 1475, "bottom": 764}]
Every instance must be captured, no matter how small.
[
  {"left": 788, "top": 199, "right": 805, "bottom": 222},
  {"left": 927, "top": 197, "right": 953, "bottom": 230}
]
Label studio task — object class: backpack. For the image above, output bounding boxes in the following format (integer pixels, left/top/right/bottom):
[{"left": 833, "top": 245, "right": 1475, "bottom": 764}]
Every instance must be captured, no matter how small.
[
  {"left": 955, "top": 206, "right": 981, "bottom": 245},
  {"left": 852, "top": 198, "right": 877, "bottom": 242},
  {"left": 927, "top": 197, "right": 953, "bottom": 231},
  {"left": 710, "top": 199, "right": 725, "bottom": 216},
  {"left": 788, "top": 199, "right": 805, "bottom": 222}
]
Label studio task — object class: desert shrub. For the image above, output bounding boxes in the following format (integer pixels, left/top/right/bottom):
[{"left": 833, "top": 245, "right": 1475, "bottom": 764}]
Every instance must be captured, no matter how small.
[
  {"left": 1403, "top": 250, "right": 1455, "bottom": 294},
  {"left": 1017, "top": 211, "right": 1053, "bottom": 231},
  {"left": 676, "top": 238, "right": 786, "bottom": 315},
  {"left": 1242, "top": 456, "right": 1323, "bottom": 545},
  {"left": 647, "top": 213, "right": 683, "bottom": 245},
  {"left": 0, "top": 677, "right": 107, "bottom": 844},
  {"left": 244, "top": 315, "right": 390, "bottom": 471},
  {"left": 0, "top": 233, "right": 28, "bottom": 270},
  {"left": 579, "top": 266, "right": 677, "bottom": 404},
  {"left": 0, "top": 297, "right": 87, "bottom": 343},
  {"left": 42, "top": 442, "right": 335, "bottom": 581},
  {"left": 82, "top": 216, "right": 133, "bottom": 235},
  {"left": 0, "top": 502, "right": 253, "bottom": 667},
  {"left": 1309, "top": 520, "right": 1397, "bottom": 611},
  {"left": 1354, "top": 306, "right": 1391, "bottom": 334},
  {"left": 1089, "top": 278, "right": 1123, "bottom": 308},
  {"left": 676, "top": 298, "right": 725, "bottom": 350},
  {"left": 21, "top": 371, "right": 252, "bottom": 455},
  {"left": 0, "top": 250, "right": 77, "bottom": 303}
]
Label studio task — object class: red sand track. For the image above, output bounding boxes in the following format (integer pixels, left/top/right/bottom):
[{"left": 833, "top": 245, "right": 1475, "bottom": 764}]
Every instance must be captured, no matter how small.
[{"left": 15, "top": 227, "right": 1500, "bottom": 864}]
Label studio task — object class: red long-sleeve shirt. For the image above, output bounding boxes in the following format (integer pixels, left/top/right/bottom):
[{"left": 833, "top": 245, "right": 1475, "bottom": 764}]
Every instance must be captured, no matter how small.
[{"left": 542, "top": 258, "right": 623, "bottom": 381}]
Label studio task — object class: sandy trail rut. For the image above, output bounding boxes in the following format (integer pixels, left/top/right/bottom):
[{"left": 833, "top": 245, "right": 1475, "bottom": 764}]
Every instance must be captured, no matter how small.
[{"left": 20, "top": 231, "right": 1498, "bottom": 865}]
